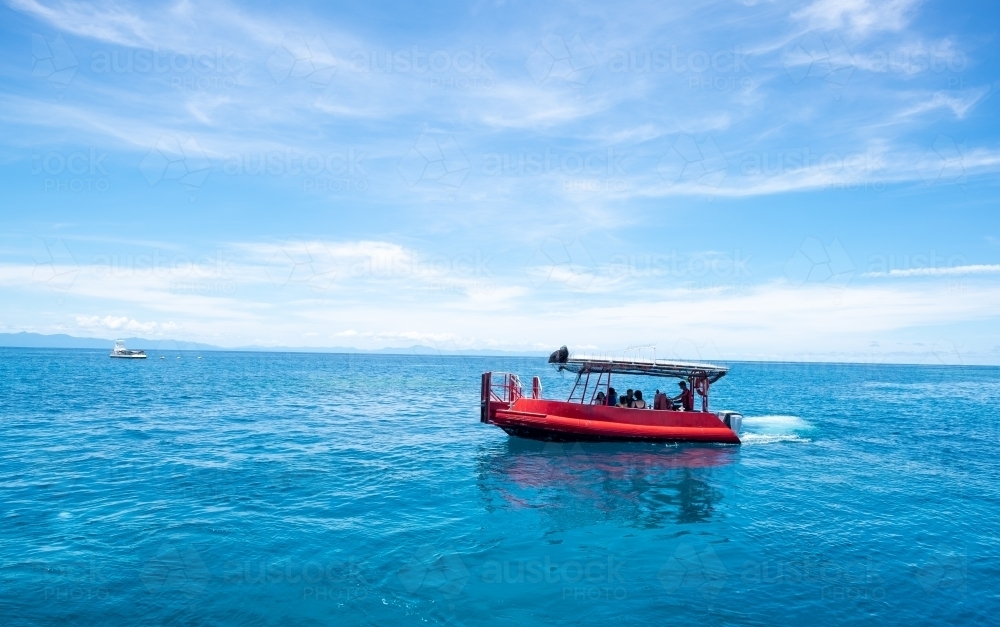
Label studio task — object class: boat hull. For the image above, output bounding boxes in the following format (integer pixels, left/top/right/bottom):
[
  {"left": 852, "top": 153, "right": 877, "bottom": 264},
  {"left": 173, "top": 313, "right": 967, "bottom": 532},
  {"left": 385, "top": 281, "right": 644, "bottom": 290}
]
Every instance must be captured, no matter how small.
[{"left": 489, "top": 398, "right": 740, "bottom": 444}]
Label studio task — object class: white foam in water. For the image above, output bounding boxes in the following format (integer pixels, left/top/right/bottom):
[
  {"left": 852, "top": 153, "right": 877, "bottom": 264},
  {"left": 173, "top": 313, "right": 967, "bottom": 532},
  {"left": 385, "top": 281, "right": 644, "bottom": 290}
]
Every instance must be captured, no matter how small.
[
  {"left": 740, "top": 433, "right": 811, "bottom": 445},
  {"left": 740, "top": 415, "right": 812, "bottom": 445}
]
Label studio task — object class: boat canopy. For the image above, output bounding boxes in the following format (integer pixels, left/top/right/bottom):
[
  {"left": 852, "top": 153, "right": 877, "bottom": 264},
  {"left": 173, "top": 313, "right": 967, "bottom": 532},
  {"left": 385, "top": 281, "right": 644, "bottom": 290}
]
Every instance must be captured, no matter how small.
[{"left": 554, "top": 354, "right": 729, "bottom": 383}]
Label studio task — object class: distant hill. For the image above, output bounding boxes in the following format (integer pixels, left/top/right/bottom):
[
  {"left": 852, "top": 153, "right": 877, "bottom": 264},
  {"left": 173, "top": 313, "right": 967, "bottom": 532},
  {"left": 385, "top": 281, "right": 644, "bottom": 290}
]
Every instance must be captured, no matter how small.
[
  {"left": 0, "top": 332, "right": 547, "bottom": 356},
  {"left": 0, "top": 332, "right": 218, "bottom": 351}
]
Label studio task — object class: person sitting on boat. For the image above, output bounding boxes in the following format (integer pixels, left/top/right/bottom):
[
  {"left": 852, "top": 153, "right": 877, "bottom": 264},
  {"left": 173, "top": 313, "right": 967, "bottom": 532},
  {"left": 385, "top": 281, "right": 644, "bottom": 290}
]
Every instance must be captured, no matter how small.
[
  {"left": 653, "top": 390, "right": 673, "bottom": 410},
  {"left": 675, "top": 381, "right": 694, "bottom": 411},
  {"left": 593, "top": 391, "right": 606, "bottom": 405},
  {"left": 633, "top": 390, "right": 647, "bottom": 409},
  {"left": 616, "top": 390, "right": 631, "bottom": 408},
  {"left": 606, "top": 387, "right": 618, "bottom": 406}
]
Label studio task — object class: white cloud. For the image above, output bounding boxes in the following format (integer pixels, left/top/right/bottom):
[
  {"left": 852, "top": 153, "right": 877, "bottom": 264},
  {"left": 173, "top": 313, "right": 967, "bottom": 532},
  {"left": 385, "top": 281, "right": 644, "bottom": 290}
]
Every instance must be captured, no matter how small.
[
  {"left": 1, "top": 253, "right": 996, "bottom": 361},
  {"left": 75, "top": 315, "right": 178, "bottom": 334},
  {"left": 863, "top": 264, "right": 1000, "bottom": 278},
  {"left": 4, "top": 0, "right": 1000, "bottom": 364},
  {"left": 896, "top": 89, "right": 988, "bottom": 120},
  {"left": 11, "top": 0, "right": 152, "bottom": 46},
  {"left": 793, "top": 0, "right": 923, "bottom": 36}
]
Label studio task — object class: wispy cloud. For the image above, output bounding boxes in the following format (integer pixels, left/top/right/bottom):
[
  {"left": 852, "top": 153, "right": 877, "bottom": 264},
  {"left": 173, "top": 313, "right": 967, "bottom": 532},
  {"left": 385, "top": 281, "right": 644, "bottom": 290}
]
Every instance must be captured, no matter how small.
[
  {"left": 863, "top": 264, "right": 1000, "bottom": 278},
  {"left": 11, "top": 0, "right": 152, "bottom": 47},
  {"left": 896, "top": 88, "right": 989, "bottom": 121},
  {"left": 792, "top": 0, "right": 923, "bottom": 36},
  {"left": 4, "top": 0, "right": 1000, "bottom": 359}
]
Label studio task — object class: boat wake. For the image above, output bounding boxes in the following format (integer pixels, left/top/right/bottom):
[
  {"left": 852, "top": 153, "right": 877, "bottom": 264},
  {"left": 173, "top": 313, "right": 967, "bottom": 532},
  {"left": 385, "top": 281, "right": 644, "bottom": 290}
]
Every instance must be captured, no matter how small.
[
  {"left": 740, "top": 415, "right": 813, "bottom": 445},
  {"left": 740, "top": 432, "right": 811, "bottom": 445}
]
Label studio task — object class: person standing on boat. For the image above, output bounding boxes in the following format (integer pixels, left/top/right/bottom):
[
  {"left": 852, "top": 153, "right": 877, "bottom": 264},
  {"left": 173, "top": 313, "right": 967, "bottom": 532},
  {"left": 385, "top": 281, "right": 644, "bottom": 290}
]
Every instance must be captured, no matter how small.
[
  {"left": 675, "top": 381, "right": 694, "bottom": 411},
  {"left": 606, "top": 387, "right": 618, "bottom": 406}
]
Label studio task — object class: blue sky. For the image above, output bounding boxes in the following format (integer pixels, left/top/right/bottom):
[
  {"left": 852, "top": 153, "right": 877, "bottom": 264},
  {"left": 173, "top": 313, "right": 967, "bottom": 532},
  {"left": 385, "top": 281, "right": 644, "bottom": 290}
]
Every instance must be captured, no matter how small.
[{"left": 1, "top": 0, "right": 999, "bottom": 363}]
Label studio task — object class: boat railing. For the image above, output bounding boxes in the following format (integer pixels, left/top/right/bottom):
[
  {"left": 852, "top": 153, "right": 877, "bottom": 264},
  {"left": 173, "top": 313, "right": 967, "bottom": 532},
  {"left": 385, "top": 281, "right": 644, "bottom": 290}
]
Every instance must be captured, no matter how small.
[
  {"left": 480, "top": 372, "right": 524, "bottom": 423},
  {"left": 488, "top": 372, "right": 523, "bottom": 402}
]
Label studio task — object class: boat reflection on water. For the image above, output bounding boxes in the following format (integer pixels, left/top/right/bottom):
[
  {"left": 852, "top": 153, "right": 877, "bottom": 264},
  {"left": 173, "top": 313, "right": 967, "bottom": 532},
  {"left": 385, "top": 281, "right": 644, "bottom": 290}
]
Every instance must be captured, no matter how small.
[{"left": 476, "top": 439, "right": 739, "bottom": 529}]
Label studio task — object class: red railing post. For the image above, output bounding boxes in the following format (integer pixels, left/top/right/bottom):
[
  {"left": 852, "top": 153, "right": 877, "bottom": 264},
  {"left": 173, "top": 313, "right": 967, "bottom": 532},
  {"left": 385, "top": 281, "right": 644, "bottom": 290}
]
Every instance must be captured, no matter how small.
[{"left": 480, "top": 372, "right": 491, "bottom": 422}]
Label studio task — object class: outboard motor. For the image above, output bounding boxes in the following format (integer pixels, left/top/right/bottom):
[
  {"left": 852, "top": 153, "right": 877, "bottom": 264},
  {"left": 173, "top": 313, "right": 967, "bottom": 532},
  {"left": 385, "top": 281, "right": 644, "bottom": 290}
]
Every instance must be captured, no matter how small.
[
  {"left": 718, "top": 411, "right": 743, "bottom": 434},
  {"left": 548, "top": 345, "right": 569, "bottom": 366}
]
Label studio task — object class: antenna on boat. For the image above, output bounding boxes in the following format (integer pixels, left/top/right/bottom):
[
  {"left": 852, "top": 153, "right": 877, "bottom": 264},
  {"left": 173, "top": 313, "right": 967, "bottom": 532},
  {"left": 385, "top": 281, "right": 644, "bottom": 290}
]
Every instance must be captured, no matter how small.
[{"left": 622, "top": 343, "right": 656, "bottom": 363}]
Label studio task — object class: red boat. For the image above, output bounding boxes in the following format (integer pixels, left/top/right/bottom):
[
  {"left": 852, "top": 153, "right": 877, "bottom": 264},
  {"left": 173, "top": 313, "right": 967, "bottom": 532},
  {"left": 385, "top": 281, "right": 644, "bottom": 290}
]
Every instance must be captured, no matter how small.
[{"left": 480, "top": 347, "right": 742, "bottom": 444}]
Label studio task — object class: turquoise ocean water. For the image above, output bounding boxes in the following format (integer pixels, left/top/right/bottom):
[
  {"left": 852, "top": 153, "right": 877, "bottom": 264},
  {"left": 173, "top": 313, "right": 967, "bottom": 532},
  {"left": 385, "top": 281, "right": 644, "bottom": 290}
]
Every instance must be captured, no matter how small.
[{"left": 1, "top": 348, "right": 998, "bottom": 625}]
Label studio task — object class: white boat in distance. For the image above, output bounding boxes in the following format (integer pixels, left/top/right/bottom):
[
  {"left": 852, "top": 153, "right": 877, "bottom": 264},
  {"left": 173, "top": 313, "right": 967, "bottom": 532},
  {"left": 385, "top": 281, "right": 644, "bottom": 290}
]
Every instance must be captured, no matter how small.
[{"left": 110, "top": 339, "right": 146, "bottom": 359}]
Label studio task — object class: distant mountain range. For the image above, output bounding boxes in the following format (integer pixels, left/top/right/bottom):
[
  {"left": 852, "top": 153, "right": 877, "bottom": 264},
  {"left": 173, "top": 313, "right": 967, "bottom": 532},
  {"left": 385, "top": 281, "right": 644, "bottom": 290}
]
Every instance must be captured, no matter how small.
[{"left": 0, "top": 332, "right": 547, "bottom": 357}]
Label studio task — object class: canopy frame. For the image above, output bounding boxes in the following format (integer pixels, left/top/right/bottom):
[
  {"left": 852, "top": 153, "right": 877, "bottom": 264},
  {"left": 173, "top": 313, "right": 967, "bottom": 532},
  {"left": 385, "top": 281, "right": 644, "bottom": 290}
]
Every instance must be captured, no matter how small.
[{"left": 559, "top": 356, "right": 728, "bottom": 410}]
